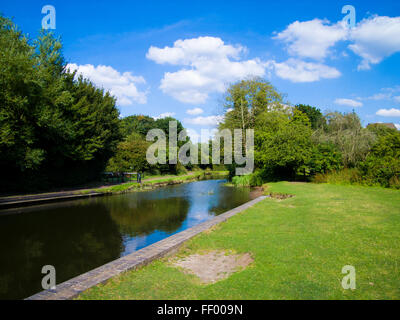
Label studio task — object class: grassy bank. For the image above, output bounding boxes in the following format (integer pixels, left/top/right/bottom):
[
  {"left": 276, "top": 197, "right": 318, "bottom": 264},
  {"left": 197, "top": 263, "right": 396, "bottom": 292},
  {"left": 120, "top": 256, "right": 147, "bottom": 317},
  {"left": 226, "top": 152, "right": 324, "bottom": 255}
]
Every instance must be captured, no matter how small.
[
  {"left": 88, "top": 171, "right": 229, "bottom": 195},
  {"left": 78, "top": 182, "right": 400, "bottom": 300}
]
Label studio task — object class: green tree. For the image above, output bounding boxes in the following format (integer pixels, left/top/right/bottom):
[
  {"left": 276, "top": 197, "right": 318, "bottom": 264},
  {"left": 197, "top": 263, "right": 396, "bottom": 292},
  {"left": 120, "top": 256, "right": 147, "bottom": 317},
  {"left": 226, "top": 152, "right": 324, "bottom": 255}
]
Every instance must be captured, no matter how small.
[
  {"left": 314, "top": 112, "right": 376, "bottom": 168},
  {"left": 0, "top": 15, "right": 122, "bottom": 192},
  {"left": 107, "top": 133, "right": 151, "bottom": 173},
  {"left": 255, "top": 109, "right": 313, "bottom": 179},
  {"left": 120, "top": 115, "right": 155, "bottom": 137},
  {"left": 221, "top": 77, "right": 284, "bottom": 131},
  {"left": 361, "top": 126, "right": 400, "bottom": 188},
  {"left": 0, "top": 15, "right": 41, "bottom": 172},
  {"left": 295, "top": 104, "right": 325, "bottom": 130},
  {"left": 306, "top": 143, "right": 343, "bottom": 175}
]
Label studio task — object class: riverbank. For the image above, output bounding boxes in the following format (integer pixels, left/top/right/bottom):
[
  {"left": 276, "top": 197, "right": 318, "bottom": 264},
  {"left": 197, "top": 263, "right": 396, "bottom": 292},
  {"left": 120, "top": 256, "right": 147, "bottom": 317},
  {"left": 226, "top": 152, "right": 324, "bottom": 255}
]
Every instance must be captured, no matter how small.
[
  {"left": 92, "top": 171, "right": 229, "bottom": 194},
  {"left": 78, "top": 182, "right": 400, "bottom": 300},
  {"left": 0, "top": 171, "right": 229, "bottom": 210}
]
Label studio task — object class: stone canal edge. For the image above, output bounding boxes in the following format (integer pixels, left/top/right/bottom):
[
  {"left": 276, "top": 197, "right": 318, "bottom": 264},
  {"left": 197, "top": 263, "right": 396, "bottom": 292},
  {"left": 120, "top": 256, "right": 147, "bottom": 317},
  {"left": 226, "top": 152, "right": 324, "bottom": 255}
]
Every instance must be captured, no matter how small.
[{"left": 26, "top": 196, "right": 267, "bottom": 300}]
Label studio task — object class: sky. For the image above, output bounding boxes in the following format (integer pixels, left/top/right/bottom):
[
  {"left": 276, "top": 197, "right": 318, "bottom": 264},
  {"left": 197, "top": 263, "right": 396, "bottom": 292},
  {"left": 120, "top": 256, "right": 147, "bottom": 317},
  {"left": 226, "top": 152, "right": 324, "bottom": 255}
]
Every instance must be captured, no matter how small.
[{"left": 1, "top": 0, "right": 400, "bottom": 138}]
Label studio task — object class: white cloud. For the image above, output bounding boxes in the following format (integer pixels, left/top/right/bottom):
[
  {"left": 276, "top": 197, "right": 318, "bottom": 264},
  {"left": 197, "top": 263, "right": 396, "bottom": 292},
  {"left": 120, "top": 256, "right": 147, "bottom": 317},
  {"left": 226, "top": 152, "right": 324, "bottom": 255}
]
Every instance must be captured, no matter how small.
[
  {"left": 186, "top": 108, "right": 204, "bottom": 115},
  {"left": 383, "top": 85, "right": 400, "bottom": 93},
  {"left": 376, "top": 108, "right": 400, "bottom": 117},
  {"left": 366, "top": 93, "right": 392, "bottom": 101},
  {"left": 274, "top": 19, "right": 347, "bottom": 60},
  {"left": 154, "top": 112, "right": 176, "bottom": 119},
  {"left": 267, "top": 59, "right": 341, "bottom": 83},
  {"left": 395, "top": 124, "right": 400, "bottom": 130},
  {"left": 349, "top": 16, "right": 400, "bottom": 70},
  {"left": 361, "top": 86, "right": 400, "bottom": 101},
  {"left": 273, "top": 15, "right": 400, "bottom": 71},
  {"left": 184, "top": 115, "right": 224, "bottom": 126},
  {"left": 335, "top": 98, "right": 363, "bottom": 107},
  {"left": 67, "top": 64, "right": 148, "bottom": 106},
  {"left": 147, "top": 36, "right": 266, "bottom": 104}
]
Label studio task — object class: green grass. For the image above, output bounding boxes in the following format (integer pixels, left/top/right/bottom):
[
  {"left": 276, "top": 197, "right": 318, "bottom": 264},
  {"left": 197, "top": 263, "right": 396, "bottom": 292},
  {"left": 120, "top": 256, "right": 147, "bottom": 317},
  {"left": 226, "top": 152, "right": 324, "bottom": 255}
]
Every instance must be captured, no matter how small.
[{"left": 78, "top": 182, "right": 400, "bottom": 300}]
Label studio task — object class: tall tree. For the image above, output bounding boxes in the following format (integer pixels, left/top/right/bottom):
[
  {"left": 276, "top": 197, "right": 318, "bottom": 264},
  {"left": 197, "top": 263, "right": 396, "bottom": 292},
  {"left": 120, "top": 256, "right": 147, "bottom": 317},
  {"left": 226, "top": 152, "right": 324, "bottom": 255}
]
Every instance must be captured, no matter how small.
[
  {"left": 295, "top": 104, "right": 325, "bottom": 130},
  {"left": 314, "top": 112, "right": 376, "bottom": 168},
  {"left": 0, "top": 15, "right": 122, "bottom": 192},
  {"left": 220, "top": 77, "right": 284, "bottom": 131},
  {"left": 255, "top": 109, "right": 313, "bottom": 179}
]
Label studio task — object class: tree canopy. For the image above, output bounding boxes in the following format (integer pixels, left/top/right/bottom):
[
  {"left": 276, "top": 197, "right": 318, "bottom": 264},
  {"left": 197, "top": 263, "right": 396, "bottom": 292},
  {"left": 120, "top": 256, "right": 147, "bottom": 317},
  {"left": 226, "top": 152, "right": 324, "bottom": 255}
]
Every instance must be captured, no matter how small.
[{"left": 0, "top": 16, "right": 121, "bottom": 192}]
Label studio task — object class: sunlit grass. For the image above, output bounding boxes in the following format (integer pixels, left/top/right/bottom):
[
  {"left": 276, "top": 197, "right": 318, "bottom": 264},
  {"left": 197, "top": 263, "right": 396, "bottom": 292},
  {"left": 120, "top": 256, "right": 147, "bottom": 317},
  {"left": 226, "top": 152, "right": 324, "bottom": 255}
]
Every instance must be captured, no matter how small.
[{"left": 78, "top": 182, "right": 400, "bottom": 300}]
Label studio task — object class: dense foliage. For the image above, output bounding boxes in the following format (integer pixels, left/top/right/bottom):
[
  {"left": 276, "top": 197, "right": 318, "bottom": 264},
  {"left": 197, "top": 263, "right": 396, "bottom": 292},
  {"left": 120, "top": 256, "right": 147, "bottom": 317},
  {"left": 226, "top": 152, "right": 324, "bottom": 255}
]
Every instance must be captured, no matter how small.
[
  {"left": 360, "top": 125, "right": 400, "bottom": 188},
  {"left": 0, "top": 16, "right": 121, "bottom": 192},
  {"left": 107, "top": 115, "right": 189, "bottom": 175},
  {"left": 220, "top": 78, "right": 399, "bottom": 189}
]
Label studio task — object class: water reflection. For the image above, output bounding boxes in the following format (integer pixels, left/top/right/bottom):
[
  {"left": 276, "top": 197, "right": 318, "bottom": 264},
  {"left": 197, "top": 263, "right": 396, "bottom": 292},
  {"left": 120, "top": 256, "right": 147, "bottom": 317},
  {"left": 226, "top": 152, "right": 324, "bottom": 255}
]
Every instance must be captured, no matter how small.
[
  {"left": 0, "top": 179, "right": 257, "bottom": 300},
  {"left": 0, "top": 203, "right": 122, "bottom": 300},
  {"left": 108, "top": 197, "right": 190, "bottom": 236}
]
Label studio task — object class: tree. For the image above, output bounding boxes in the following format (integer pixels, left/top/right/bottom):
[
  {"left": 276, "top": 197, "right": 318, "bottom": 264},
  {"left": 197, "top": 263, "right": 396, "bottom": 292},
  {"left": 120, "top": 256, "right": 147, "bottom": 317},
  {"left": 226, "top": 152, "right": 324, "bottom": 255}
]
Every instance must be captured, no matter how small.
[
  {"left": 295, "top": 104, "right": 325, "bottom": 129},
  {"left": 120, "top": 115, "right": 155, "bottom": 137},
  {"left": 360, "top": 126, "right": 400, "bottom": 188},
  {"left": 0, "top": 15, "right": 41, "bottom": 172},
  {"left": 313, "top": 112, "right": 376, "bottom": 168},
  {"left": 0, "top": 15, "right": 122, "bottom": 192},
  {"left": 255, "top": 109, "right": 313, "bottom": 179},
  {"left": 306, "top": 143, "right": 343, "bottom": 175},
  {"left": 220, "top": 77, "right": 284, "bottom": 131},
  {"left": 107, "top": 133, "right": 151, "bottom": 173}
]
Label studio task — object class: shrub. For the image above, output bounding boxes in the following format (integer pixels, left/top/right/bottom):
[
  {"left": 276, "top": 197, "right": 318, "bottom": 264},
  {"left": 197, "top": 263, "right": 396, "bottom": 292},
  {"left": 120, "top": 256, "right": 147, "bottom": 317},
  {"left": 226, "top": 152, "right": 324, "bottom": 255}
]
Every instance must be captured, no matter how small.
[
  {"left": 231, "top": 171, "right": 264, "bottom": 187},
  {"left": 312, "top": 168, "right": 364, "bottom": 186},
  {"left": 359, "top": 127, "right": 400, "bottom": 189}
]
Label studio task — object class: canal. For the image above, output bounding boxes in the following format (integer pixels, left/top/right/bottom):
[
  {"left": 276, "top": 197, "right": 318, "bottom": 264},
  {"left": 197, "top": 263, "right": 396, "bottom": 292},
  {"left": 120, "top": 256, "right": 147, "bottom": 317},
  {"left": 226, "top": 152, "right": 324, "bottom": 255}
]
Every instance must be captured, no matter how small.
[{"left": 0, "top": 179, "right": 261, "bottom": 300}]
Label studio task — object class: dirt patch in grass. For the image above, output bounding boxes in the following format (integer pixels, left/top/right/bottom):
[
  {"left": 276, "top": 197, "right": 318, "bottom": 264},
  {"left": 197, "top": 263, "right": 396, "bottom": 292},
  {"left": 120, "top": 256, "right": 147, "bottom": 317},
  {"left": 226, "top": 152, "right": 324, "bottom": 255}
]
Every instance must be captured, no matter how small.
[
  {"left": 171, "top": 251, "right": 253, "bottom": 284},
  {"left": 250, "top": 187, "right": 265, "bottom": 198},
  {"left": 269, "top": 192, "right": 294, "bottom": 200}
]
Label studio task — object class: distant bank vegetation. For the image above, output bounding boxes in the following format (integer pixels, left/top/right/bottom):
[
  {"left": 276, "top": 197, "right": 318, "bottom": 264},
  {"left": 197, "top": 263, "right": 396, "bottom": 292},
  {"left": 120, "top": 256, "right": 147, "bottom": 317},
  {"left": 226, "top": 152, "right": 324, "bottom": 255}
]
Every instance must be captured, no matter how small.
[{"left": 1, "top": 14, "right": 399, "bottom": 193}]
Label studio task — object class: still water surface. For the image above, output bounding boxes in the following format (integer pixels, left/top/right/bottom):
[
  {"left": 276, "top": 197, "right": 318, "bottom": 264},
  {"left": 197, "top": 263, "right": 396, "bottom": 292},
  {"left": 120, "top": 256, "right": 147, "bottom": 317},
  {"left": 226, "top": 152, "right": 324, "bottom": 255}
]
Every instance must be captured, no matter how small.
[{"left": 0, "top": 179, "right": 259, "bottom": 299}]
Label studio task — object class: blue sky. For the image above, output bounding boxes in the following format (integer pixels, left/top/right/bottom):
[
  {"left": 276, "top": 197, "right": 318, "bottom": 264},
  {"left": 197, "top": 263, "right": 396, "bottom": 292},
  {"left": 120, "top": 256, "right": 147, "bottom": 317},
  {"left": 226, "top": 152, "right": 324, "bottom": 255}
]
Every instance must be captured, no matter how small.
[{"left": 2, "top": 0, "right": 400, "bottom": 136}]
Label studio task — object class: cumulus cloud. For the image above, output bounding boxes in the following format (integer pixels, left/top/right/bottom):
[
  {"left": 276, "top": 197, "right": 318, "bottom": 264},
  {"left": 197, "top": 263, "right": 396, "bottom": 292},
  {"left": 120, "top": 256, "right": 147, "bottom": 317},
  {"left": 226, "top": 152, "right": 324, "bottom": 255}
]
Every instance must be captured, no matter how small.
[
  {"left": 184, "top": 115, "right": 224, "bottom": 126},
  {"left": 349, "top": 16, "right": 400, "bottom": 70},
  {"left": 274, "top": 15, "right": 400, "bottom": 71},
  {"left": 335, "top": 98, "right": 363, "bottom": 107},
  {"left": 267, "top": 59, "right": 341, "bottom": 83},
  {"left": 274, "top": 19, "right": 347, "bottom": 60},
  {"left": 395, "top": 124, "right": 400, "bottom": 130},
  {"left": 186, "top": 108, "right": 204, "bottom": 115},
  {"left": 376, "top": 108, "right": 400, "bottom": 117},
  {"left": 67, "top": 64, "right": 148, "bottom": 106},
  {"left": 147, "top": 37, "right": 266, "bottom": 104},
  {"left": 154, "top": 112, "right": 176, "bottom": 119}
]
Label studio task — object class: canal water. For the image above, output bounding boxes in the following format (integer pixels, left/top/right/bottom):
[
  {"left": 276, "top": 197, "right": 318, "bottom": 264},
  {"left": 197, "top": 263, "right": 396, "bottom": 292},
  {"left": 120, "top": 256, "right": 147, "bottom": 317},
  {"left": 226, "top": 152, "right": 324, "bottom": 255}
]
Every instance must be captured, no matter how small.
[{"left": 0, "top": 179, "right": 260, "bottom": 300}]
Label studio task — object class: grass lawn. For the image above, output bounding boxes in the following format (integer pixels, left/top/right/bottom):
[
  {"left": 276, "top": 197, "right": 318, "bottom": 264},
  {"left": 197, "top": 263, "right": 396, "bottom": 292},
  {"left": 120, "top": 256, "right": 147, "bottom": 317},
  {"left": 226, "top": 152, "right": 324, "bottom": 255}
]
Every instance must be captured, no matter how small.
[{"left": 78, "top": 182, "right": 400, "bottom": 300}]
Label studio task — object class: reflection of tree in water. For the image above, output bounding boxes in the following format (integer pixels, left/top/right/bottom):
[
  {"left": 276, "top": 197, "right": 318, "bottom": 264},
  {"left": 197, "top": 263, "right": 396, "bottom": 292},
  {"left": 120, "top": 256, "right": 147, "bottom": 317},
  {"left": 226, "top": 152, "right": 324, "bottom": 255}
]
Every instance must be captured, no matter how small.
[
  {"left": 209, "top": 186, "right": 252, "bottom": 215},
  {"left": 0, "top": 202, "right": 122, "bottom": 300},
  {"left": 108, "top": 197, "right": 190, "bottom": 237}
]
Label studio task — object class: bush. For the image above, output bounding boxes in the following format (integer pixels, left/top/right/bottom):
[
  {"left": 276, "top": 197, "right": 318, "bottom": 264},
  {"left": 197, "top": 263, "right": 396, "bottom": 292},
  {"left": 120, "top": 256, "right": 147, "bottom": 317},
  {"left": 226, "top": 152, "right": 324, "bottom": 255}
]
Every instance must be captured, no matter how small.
[
  {"left": 359, "top": 127, "right": 400, "bottom": 189},
  {"left": 176, "top": 163, "right": 188, "bottom": 176},
  {"left": 231, "top": 171, "right": 264, "bottom": 187},
  {"left": 232, "top": 175, "right": 252, "bottom": 187},
  {"left": 312, "top": 168, "right": 364, "bottom": 186}
]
